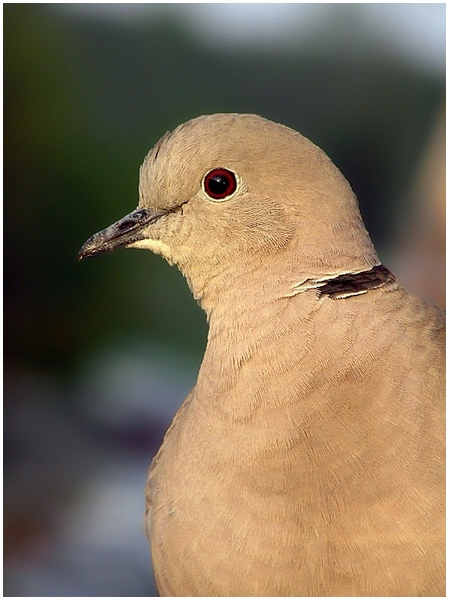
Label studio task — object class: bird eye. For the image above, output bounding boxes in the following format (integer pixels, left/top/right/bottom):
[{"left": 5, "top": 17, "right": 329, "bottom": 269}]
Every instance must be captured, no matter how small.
[{"left": 203, "top": 168, "right": 237, "bottom": 201}]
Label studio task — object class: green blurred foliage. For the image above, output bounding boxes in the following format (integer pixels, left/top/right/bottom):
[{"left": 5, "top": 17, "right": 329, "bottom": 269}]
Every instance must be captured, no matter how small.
[{"left": 4, "top": 4, "right": 444, "bottom": 377}]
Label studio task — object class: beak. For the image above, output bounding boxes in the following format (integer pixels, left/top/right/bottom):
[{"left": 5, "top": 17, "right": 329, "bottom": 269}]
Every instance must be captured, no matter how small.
[{"left": 78, "top": 207, "right": 166, "bottom": 260}]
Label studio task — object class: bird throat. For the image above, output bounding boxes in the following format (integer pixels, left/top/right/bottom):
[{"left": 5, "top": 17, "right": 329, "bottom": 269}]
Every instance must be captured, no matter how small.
[{"left": 318, "top": 265, "right": 396, "bottom": 299}]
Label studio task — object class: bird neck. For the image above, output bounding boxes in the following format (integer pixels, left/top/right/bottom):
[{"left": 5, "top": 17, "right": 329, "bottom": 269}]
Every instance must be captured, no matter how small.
[{"left": 193, "top": 262, "right": 396, "bottom": 422}]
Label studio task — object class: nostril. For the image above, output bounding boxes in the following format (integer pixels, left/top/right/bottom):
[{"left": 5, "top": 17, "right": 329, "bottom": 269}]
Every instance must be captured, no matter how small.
[
  {"left": 117, "top": 219, "right": 133, "bottom": 231},
  {"left": 116, "top": 209, "right": 154, "bottom": 231}
]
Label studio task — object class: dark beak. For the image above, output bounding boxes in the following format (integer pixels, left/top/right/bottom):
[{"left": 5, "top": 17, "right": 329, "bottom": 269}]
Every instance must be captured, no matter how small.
[{"left": 78, "top": 207, "right": 166, "bottom": 260}]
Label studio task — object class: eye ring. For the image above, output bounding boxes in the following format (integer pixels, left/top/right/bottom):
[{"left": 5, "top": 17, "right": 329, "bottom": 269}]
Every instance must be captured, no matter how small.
[{"left": 203, "top": 168, "right": 237, "bottom": 201}]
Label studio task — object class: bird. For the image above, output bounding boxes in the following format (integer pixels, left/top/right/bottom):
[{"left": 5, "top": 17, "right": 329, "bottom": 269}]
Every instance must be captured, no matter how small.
[{"left": 79, "top": 113, "right": 445, "bottom": 596}]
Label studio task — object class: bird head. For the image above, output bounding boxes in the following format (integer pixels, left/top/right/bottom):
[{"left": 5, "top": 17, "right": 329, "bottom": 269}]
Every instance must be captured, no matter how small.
[{"left": 79, "top": 114, "right": 378, "bottom": 306}]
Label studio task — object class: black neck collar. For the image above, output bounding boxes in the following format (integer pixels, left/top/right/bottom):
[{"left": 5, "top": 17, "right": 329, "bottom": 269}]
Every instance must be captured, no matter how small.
[{"left": 318, "top": 265, "right": 396, "bottom": 299}]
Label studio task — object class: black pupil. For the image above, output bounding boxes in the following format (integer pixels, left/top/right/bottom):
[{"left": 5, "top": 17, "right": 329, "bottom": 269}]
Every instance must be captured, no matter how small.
[
  {"left": 205, "top": 169, "right": 235, "bottom": 198},
  {"left": 209, "top": 174, "right": 229, "bottom": 195}
]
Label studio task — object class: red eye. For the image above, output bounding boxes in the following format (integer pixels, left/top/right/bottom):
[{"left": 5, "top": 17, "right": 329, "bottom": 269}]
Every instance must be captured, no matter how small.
[{"left": 203, "top": 168, "right": 237, "bottom": 200}]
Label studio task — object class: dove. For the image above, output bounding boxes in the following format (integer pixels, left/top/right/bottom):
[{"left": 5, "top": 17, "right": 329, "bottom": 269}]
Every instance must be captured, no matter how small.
[{"left": 79, "top": 113, "right": 445, "bottom": 596}]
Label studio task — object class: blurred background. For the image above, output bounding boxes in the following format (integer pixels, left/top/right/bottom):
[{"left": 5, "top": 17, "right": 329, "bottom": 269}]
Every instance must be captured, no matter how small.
[{"left": 4, "top": 3, "right": 445, "bottom": 596}]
